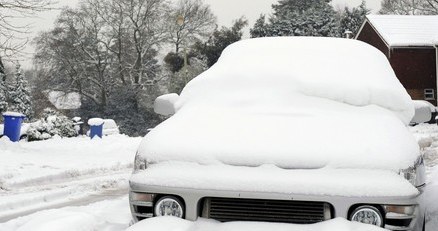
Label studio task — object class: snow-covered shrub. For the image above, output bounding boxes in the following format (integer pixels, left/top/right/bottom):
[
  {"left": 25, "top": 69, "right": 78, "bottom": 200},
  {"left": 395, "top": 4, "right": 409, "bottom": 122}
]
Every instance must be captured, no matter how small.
[{"left": 27, "top": 108, "right": 77, "bottom": 141}]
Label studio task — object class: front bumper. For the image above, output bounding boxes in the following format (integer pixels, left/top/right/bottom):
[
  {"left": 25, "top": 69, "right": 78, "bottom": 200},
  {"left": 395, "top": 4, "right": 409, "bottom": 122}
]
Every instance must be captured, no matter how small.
[
  {"left": 129, "top": 162, "right": 424, "bottom": 230},
  {"left": 129, "top": 182, "right": 425, "bottom": 231}
]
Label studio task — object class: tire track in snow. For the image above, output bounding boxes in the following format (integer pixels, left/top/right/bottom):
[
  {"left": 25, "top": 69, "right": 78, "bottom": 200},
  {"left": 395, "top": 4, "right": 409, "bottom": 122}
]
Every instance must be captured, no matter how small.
[{"left": 0, "top": 168, "right": 132, "bottom": 222}]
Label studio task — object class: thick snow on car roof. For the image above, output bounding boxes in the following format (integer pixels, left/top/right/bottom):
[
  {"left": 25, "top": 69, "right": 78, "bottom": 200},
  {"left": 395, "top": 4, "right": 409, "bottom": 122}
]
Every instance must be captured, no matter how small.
[
  {"left": 177, "top": 37, "right": 413, "bottom": 123},
  {"left": 139, "top": 37, "right": 418, "bottom": 171}
]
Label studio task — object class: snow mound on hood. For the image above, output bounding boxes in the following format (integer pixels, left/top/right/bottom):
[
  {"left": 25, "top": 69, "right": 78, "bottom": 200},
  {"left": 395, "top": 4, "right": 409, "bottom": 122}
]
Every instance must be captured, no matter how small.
[{"left": 138, "top": 37, "right": 418, "bottom": 171}]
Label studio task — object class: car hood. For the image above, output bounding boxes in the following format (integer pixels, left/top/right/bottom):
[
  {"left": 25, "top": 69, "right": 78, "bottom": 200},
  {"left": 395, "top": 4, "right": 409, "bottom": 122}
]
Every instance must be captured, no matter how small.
[
  {"left": 138, "top": 100, "right": 419, "bottom": 171},
  {"left": 130, "top": 161, "right": 419, "bottom": 197}
]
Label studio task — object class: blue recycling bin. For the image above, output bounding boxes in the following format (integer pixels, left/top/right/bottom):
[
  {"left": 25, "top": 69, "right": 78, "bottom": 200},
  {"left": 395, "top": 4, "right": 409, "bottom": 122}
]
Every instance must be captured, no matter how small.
[
  {"left": 2, "top": 113, "right": 26, "bottom": 142},
  {"left": 90, "top": 125, "right": 103, "bottom": 139},
  {"left": 88, "top": 118, "right": 104, "bottom": 139}
]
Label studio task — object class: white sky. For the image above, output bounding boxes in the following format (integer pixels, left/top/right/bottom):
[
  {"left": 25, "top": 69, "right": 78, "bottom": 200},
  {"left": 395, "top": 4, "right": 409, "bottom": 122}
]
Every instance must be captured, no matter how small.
[{"left": 12, "top": 0, "right": 382, "bottom": 67}]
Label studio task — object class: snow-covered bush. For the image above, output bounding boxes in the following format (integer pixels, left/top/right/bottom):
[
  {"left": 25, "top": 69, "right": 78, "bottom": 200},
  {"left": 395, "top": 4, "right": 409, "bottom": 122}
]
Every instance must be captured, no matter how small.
[{"left": 27, "top": 108, "right": 77, "bottom": 141}]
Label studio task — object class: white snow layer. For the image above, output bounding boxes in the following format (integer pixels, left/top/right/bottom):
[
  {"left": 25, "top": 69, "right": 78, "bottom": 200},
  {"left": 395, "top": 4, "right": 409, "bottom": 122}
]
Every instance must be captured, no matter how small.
[
  {"left": 0, "top": 196, "right": 131, "bottom": 231},
  {"left": 138, "top": 37, "right": 418, "bottom": 171},
  {"left": 177, "top": 37, "right": 413, "bottom": 123},
  {"left": 88, "top": 118, "right": 104, "bottom": 126},
  {"left": 131, "top": 161, "right": 418, "bottom": 197},
  {"left": 413, "top": 100, "right": 437, "bottom": 112},
  {"left": 0, "top": 135, "right": 141, "bottom": 219},
  {"left": 2, "top": 112, "right": 25, "bottom": 117},
  {"left": 127, "top": 217, "right": 386, "bottom": 231},
  {"left": 366, "top": 15, "right": 438, "bottom": 47}
]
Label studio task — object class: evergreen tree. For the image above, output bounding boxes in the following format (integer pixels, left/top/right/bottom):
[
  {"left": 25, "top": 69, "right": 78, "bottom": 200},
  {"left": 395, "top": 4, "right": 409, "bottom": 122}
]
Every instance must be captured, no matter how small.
[
  {"left": 194, "top": 17, "right": 248, "bottom": 67},
  {"left": 0, "top": 57, "right": 6, "bottom": 114},
  {"left": 9, "top": 64, "right": 32, "bottom": 118},
  {"left": 250, "top": 14, "right": 268, "bottom": 38},
  {"left": 250, "top": 0, "right": 340, "bottom": 38},
  {"left": 272, "top": 0, "right": 328, "bottom": 17},
  {"left": 339, "top": 1, "right": 370, "bottom": 37}
]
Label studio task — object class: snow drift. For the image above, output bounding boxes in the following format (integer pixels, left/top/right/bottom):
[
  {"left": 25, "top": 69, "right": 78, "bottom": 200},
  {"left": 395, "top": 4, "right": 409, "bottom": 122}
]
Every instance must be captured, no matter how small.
[
  {"left": 127, "top": 217, "right": 387, "bottom": 231},
  {"left": 138, "top": 37, "right": 418, "bottom": 171}
]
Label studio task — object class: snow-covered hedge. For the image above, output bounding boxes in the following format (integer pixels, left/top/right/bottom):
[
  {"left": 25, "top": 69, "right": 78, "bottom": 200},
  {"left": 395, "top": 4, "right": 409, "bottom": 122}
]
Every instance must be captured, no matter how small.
[{"left": 27, "top": 108, "right": 77, "bottom": 141}]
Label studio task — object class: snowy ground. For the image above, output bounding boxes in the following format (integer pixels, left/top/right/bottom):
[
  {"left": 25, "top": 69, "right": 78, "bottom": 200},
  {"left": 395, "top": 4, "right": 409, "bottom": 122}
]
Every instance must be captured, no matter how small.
[
  {"left": 409, "top": 124, "right": 438, "bottom": 230},
  {"left": 0, "top": 135, "right": 141, "bottom": 222},
  {"left": 0, "top": 124, "right": 438, "bottom": 230}
]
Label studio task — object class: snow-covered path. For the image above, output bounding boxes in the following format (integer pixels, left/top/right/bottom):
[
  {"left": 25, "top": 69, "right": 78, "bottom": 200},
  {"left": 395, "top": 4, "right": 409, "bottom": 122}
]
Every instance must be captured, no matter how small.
[{"left": 0, "top": 135, "right": 141, "bottom": 222}]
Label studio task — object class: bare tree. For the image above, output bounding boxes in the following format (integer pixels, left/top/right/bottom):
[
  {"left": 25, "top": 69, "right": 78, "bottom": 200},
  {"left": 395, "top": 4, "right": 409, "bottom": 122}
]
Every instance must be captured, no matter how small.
[
  {"left": 34, "top": 0, "right": 169, "bottom": 113},
  {"left": 165, "top": 0, "right": 216, "bottom": 54},
  {"left": 0, "top": 0, "right": 53, "bottom": 57},
  {"left": 32, "top": 0, "right": 220, "bottom": 135},
  {"left": 423, "top": 0, "right": 438, "bottom": 14},
  {"left": 379, "top": 0, "right": 438, "bottom": 15},
  {"left": 87, "top": 0, "right": 130, "bottom": 85},
  {"left": 120, "top": 0, "right": 168, "bottom": 86},
  {"left": 34, "top": 6, "right": 112, "bottom": 113}
]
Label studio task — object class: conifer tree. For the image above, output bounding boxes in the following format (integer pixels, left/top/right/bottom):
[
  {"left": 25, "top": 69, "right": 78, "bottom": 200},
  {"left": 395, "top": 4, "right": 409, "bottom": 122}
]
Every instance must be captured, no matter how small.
[
  {"left": 250, "top": 0, "right": 340, "bottom": 38},
  {"left": 0, "top": 58, "right": 7, "bottom": 114},
  {"left": 250, "top": 15, "right": 268, "bottom": 38},
  {"left": 9, "top": 64, "right": 32, "bottom": 118},
  {"left": 339, "top": 1, "right": 370, "bottom": 37}
]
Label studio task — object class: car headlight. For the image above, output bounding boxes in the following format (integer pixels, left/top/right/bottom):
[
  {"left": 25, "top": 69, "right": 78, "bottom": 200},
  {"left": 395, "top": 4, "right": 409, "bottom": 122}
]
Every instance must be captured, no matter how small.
[
  {"left": 399, "top": 156, "right": 425, "bottom": 187},
  {"left": 154, "top": 196, "right": 184, "bottom": 218},
  {"left": 350, "top": 206, "right": 383, "bottom": 227},
  {"left": 134, "top": 152, "right": 148, "bottom": 172}
]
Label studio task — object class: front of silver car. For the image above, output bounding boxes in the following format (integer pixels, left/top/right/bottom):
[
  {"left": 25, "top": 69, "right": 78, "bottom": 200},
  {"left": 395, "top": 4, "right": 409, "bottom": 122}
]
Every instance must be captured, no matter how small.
[
  {"left": 130, "top": 155, "right": 425, "bottom": 231},
  {"left": 129, "top": 37, "right": 426, "bottom": 231}
]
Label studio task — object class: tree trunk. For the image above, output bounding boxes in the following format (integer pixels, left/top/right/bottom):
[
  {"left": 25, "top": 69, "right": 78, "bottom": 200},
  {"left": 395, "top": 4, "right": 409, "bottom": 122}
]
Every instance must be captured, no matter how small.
[{"left": 0, "top": 56, "right": 6, "bottom": 82}]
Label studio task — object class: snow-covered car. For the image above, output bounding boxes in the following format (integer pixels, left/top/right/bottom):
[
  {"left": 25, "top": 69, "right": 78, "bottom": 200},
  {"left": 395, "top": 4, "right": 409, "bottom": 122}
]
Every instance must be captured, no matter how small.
[
  {"left": 100, "top": 119, "right": 120, "bottom": 135},
  {"left": 129, "top": 37, "right": 426, "bottom": 231},
  {"left": 86, "top": 119, "right": 120, "bottom": 136},
  {"left": 0, "top": 123, "right": 31, "bottom": 140}
]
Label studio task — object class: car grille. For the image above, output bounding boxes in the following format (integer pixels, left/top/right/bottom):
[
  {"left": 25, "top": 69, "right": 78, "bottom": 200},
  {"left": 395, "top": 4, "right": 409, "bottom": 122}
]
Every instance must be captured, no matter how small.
[{"left": 201, "top": 197, "right": 332, "bottom": 224}]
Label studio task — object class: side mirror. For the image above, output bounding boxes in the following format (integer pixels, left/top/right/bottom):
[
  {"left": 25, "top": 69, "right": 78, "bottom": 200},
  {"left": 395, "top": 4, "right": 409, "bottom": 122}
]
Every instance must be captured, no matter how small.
[
  {"left": 411, "top": 100, "right": 433, "bottom": 124},
  {"left": 154, "top": 93, "right": 179, "bottom": 116}
]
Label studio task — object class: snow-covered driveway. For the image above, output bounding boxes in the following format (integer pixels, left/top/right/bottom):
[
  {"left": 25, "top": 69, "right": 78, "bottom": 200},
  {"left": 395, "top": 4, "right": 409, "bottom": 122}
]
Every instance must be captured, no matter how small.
[
  {"left": 0, "top": 135, "right": 141, "bottom": 222},
  {"left": 1, "top": 124, "right": 438, "bottom": 230},
  {"left": 0, "top": 196, "right": 132, "bottom": 231},
  {"left": 409, "top": 124, "right": 438, "bottom": 230}
]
